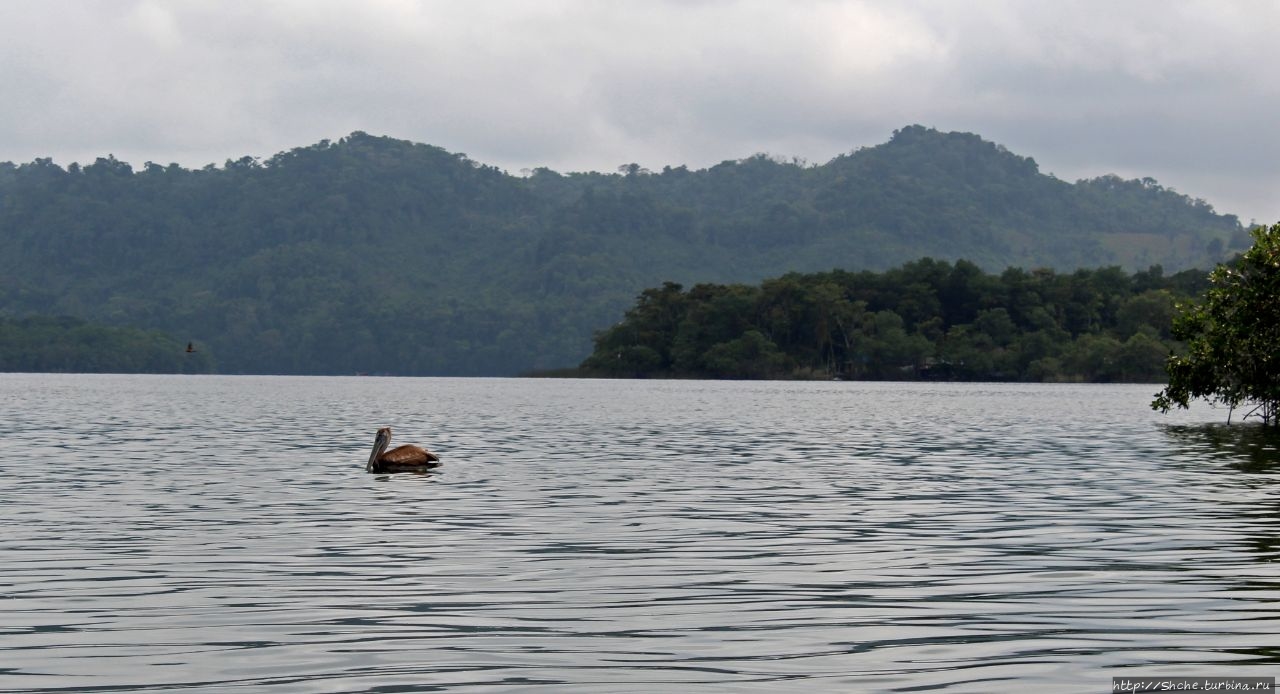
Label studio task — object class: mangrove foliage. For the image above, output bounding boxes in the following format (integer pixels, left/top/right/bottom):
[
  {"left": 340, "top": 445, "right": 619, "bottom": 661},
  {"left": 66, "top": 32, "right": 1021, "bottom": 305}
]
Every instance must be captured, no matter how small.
[{"left": 1154, "top": 223, "right": 1280, "bottom": 424}]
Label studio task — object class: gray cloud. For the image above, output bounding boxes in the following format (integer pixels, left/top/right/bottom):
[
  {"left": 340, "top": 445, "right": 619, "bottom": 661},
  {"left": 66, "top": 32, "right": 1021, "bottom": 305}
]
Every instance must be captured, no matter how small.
[{"left": 1, "top": 0, "right": 1275, "bottom": 222}]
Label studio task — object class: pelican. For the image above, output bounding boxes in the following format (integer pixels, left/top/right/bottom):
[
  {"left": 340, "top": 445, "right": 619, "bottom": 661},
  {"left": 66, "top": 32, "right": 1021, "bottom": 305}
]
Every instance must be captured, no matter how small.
[{"left": 367, "top": 426, "right": 441, "bottom": 473}]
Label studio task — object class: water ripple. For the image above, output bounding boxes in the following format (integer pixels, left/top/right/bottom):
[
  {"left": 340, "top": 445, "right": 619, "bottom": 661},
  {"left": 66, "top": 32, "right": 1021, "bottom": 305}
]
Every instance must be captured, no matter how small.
[{"left": 0, "top": 375, "right": 1277, "bottom": 692}]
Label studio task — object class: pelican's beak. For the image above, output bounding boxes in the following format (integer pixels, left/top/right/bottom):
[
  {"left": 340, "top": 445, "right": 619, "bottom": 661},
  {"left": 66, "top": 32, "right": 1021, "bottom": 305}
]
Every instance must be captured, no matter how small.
[{"left": 367, "top": 429, "right": 390, "bottom": 470}]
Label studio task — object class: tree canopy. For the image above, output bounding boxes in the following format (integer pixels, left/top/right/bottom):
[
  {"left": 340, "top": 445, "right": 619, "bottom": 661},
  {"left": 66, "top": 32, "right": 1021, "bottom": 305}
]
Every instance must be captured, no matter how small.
[{"left": 1153, "top": 223, "right": 1280, "bottom": 424}]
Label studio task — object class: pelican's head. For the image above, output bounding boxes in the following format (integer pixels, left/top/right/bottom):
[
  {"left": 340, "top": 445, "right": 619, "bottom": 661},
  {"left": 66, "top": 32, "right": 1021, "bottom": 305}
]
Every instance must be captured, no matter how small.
[{"left": 367, "top": 427, "right": 392, "bottom": 471}]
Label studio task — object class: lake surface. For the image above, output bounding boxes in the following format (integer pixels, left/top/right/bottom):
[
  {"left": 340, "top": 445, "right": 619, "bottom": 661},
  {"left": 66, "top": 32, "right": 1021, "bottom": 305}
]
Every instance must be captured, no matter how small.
[{"left": 1, "top": 374, "right": 1277, "bottom": 692}]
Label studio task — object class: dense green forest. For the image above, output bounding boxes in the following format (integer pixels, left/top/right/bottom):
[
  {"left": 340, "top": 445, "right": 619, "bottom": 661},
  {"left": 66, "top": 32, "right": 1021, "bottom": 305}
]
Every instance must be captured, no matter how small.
[
  {"left": 0, "top": 126, "right": 1244, "bottom": 375},
  {"left": 582, "top": 260, "right": 1208, "bottom": 382},
  {"left": 0, "top": 315, "right": 214, "bottom": 373}
]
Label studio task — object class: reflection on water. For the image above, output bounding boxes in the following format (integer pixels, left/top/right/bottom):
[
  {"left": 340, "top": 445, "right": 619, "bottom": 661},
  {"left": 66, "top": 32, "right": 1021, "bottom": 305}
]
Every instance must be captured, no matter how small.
[
  {"left": 1164, "top": 422, "right": 1280, "bottom": 473},
  {"left": 1162, "top": 423, "right": 1280, "bottom": 570},
  {"left": 0, "top": 375, "right": 1278, "bottom": 693}
]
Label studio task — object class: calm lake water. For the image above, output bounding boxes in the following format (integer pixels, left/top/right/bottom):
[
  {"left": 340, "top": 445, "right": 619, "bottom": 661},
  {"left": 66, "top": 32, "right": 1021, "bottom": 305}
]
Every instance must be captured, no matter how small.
[{"left": 1, "top": 374, "right": 1277, "bottom": 692}]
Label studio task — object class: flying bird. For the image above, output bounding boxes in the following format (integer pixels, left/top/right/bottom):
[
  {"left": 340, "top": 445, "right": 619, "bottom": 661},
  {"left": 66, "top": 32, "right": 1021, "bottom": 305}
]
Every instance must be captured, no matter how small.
[{"left": 366, "top": 426, "right": 441, "bottom": 473}]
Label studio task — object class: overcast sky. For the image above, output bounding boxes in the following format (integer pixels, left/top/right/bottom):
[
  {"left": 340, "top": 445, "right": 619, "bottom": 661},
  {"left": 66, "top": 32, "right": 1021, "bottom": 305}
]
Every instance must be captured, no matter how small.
[{"left": 2, "top": 0, "right": 1277, "bottom": 223}]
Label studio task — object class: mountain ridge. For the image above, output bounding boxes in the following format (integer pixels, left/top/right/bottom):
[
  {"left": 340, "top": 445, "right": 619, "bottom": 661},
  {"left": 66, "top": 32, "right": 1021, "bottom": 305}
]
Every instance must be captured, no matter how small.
[{"left": 0, "top": 126, "right": 1245, "bottom": 375}]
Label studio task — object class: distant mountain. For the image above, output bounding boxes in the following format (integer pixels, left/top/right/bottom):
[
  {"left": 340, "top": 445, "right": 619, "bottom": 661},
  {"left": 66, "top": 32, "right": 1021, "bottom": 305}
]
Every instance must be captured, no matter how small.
[{"left": 0, "top": 126, "right": 1244, "bottom": 375}]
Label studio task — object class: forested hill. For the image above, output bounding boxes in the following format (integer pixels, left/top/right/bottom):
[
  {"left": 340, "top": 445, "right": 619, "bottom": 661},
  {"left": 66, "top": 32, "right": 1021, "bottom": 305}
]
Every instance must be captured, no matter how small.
[{"left": 0, "top": 126, "right": 1245, "bottom": 375}]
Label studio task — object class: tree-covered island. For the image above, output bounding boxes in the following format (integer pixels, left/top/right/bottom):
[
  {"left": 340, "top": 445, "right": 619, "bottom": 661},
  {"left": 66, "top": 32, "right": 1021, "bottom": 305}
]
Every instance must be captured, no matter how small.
[
  {"left": 0, "top": 315, "right": 214, "bottom": 373},
  {"left": 581, "top": 259, "right": 1208, "bottom": 382}
]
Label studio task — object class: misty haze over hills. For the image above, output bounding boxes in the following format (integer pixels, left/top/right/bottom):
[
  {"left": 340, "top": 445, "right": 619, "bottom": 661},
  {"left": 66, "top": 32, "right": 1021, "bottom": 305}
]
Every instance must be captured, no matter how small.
[{"left": 0, "top": 126, "right": 1245, "bottom": 375}]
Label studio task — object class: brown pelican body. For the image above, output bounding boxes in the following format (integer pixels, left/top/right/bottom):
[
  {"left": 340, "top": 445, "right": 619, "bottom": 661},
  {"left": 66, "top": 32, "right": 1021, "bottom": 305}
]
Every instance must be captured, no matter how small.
[{"left": 367, "top": 426, "right": 441, "bottom": 473}]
